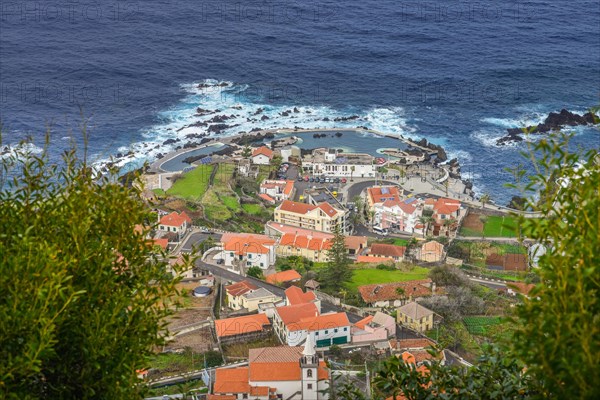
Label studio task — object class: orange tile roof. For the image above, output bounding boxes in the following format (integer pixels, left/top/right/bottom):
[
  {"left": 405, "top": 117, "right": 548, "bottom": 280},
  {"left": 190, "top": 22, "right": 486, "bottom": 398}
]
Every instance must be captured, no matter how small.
[
  {"left": 358, "top": 279, "right": 433, "bottom": 303},
  {"left": 265, "top": 269, "right": 302, "bottom": 284},
  {"left": 225, "top": 280, "right": 258, "bottom": 297},
  {"left": 345, "top": 235, "right": 368, "bottom": 250},
  {"left": 278, "top": 200, "right": 341, "bottom": 217},
  {"left": 279, "top": 233, "right": 331, "bottom": 252},
  {"left": 215, "top": 314, "right": 270, "bottom": 338},
  {"left": 275, "top": 302, "right": 319, "bottom": 326},
  {"left": 249, "top": 346, "right": 329, "bottom": 381},
  {"left": 207, "top": 395, "right": 237, "bottom": 400},
  {"left": 258, "top": 193, "right": 275, "bottom": 203},
  {"left": 433, "top": 197, "right": 461, "bottom": 215},
  {"left": 289, "top": 312, "right": 350, "bottom": 332},
  {"left": 356, "top": 255, "right": 395, "bottom": 263},
  {"left": 354, "top": 315, "right": 374, "bottom": 330},
  {"left": 370, "top": 243, "right": 406, "bottom": 258},
  {"left": 266, "top": 222, "right": 333, "bottom": 239},
  {"left": 285, "top": 286, "right": 317, "bottom": 305},
  {"left": 283, "top": 180, "right": 295, "bottom": 196},
  {"left": 222, "top": 233, "right": 275, "bottom": 255},
  {"left": 252, "top": 146, "right": 274, "bottom": 158},
  {"left": 159, "top": 211, "right": 192, "bottom": 227},
  {"left": 151, "top": 238, "right": 169, "bottom": 250},
  {"left": 368, "top": 186, "right": 401, "bottom": 204},
  {"left": 213, "top": 367, "right": 250, "bottom": 393}
]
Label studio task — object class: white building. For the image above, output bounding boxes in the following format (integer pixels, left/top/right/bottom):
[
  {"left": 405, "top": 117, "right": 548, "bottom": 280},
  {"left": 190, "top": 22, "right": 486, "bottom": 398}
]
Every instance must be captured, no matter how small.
[
  {"left": 211, "top": 338, "right": 330, "bottom": 399},
  {"left": 302, "top": 148, "right": 382, "bottom": 178},
  {"left": 259, "top": 179, "right": 295, "bottom": 202},
  {"left": 158, "top": 211, "right": 192, "bottom": 240},
  {"left": 251, "top": 146, "right": 274, "bottom": 165},
  {"left": 220, "top": 233, "right": 277, "bottom": 272},
  {"left": 374, "top": 197, "right": 423, "bottom": 234}
]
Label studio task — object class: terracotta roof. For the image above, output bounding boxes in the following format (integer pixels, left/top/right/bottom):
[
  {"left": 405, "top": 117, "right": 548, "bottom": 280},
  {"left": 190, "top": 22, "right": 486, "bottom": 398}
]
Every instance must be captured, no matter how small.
[
  {"left": 422, "top": 241, "right": 444, "bottom": 253},
  {"left": 285, "top": 286, "right": 317, "bottom": 305},
  {"left": 159, "top": 211, "right": 192, "bottom": 227},
  {"left": 248, "top": 346, "right": 329, "bottom": 381},
  {"left": 152, "top": 238, "right": 169, "bottom": 250},
  {"left": 207, "top": 395, "right": 237, "bottom": 400},
  {"left": 433, "top": 198, "right": 461, "bottom": 215},
  {"left": 345, "top": 235, "right": 368, "bottom": 250},
  {"left": 258, "top": 193, "right": 275, "bottom": 203},
  {"left": 283, "top": 180, "right": 295, "bottom": 196},
  {"left": 380, "top": 199, "right": 417, "bottom": 215},
  {"left": 354, "top": 315, "right": 374, "bottom": 330},
  {"left": 213, "top": 367, "right": 250, "bottom": 393},
  {"left": 266, "top": 222, "right": 333, "bottom": 239},
  {"left": 389, "top": 338, "right": 436, "bottom": 350},
  {"left": 221, "top": 233, "right": 275, "bottom": 255},
  {"left": 370, "top": 243, "right": 406, "bottom": 258},
  {"left": 278, "top": 200, "right": 342, "bottom": 217},
  {"left": 215, "top": 314, "right": 270, "bottom": 338},
  {"left": 225, "top": 280, "right": 258, "bottom": 297},
  {"left": 356, "top": 255, "right": 395, "bottom": 263},
  {"left": 265, "top": 269, "right": 302, "bottom": 284},
  {"left": 397, "top": 301, "right": 435, "bottom": 320},
  {"left": 368, "top": 186, "right": 401, "bottom": 204},
  {"left": 275, "top": 302, "right": 319, "bottom": 326},
  {"left": 358, "top": 279, "right": 433, "bottom": 303},
  {"left": 289, "top": 312, "right": 350, "bottom": 332},
  {"left": 279, "top": 232, "right": 331, "bottom": 252},
  {"left": 252, "top": 146, "right": 273, "bottom": 159}
]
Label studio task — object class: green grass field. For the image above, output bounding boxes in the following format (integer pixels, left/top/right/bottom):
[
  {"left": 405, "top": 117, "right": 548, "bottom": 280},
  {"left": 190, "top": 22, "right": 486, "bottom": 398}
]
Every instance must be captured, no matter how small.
[
  {"left": 392, "top": 238, "right": 409, "bottom": 246},
  {"left": 463, "top": 316, "right": 502, "bottom": 336},
  {"left": 202, "top": 190, "right": 232, "bottom": 221},
  {"left": 166, "top": 165, "right": 213, "bottom": 200},
  {"left": 347, "top": 267, "right": 430, "bottom": 291},
  {"left": 483, "top": 216, "right": 517, "bottom": 237},
  {"left": 242, "top": 203, "right": 263, "bottom": 215}
]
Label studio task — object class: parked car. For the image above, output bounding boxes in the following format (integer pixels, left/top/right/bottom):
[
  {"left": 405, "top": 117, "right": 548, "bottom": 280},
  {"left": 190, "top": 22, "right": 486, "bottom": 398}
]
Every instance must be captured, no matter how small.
[
  {"left": 297, "top": 176, "right": 304, "bottom": 181},
  {"left": 334, "top": 177, "right": 340, "bottom": 183},
  {"left": 304, "top": 176, "right": 309, "bottom": 182},
  {"left": 341, "top": 178, "right": 347, "bottom": 183},
  {"left": 373, "top": 226, "right": 389, "bottom": 236},
  {"left": 309, "top": 177, "right": 315, "bottom": 182},
  {"left": 216, "top": 259, "right": 224, "bottom": 265}
]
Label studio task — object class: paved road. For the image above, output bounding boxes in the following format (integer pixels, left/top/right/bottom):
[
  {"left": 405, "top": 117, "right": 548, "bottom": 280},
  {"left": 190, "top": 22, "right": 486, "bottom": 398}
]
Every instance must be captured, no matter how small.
[
  {"left": 195, "top": 259, "right": 364, "bottom": 323},
  {"left": 180, "top": 231, "right": 222, "bottom": 253}
]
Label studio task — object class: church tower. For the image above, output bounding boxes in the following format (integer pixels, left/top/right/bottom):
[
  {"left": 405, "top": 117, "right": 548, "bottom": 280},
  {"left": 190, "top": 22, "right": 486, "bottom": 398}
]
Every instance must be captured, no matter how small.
[{"left": 300, "top": 335, "right": 319, "bottom": 399}]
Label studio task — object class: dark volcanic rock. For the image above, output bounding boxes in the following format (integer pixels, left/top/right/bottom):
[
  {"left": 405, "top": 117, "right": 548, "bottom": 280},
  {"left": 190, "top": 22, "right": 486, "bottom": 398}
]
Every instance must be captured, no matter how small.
[
  {"left": 334, "top": 115, "right": 359, "bottom": 122},
  {"left": 322, "top": 117, "right": 330, "bottom": 122},
  {"left": 335, "top": 132, "right": 343, "bottom": 137},
  {"left": 207, "top": 124, "right": 231, "bottom": 134},
  {"left": 163, "top": 138, "right": 177, "bottom": 145},
  {"left": 498, "top": 109, "right": 598, "bottom": 145},
  {"left": 281, "top": 111, "right": 290, "bottom": 117},
  {"left": 293, "top": 107, "right": 300, "bottom": 113},
  {"left": 253, "top": 108, "right": 264, "bottom": 115},
  {"left": 261, "top": 115, "right": 270, "bottom": 121},
  {"left": 195, "top": 108, "right": 217, "bottom": 116}
]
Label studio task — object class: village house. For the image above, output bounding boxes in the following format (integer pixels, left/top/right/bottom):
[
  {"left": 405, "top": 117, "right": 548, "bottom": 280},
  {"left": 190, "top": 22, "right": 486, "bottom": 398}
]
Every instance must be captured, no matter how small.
[
  {"left": 373, "top": 197, "right": 423, "bottom": 234},
  {"left": 351, "top": 311, "right": 397, "bottom": 344},
  {"left": 210, "top": 338, "right": 330, "bottom": 399},
  {"left": 274, "top": 200, "right": 348, "bottom": 234},
  {"left": 424, "top": 197, "right": 464, "bottom": 236},
  {"left": 215, "top": 314, "right": 272, "bottom": 344},
  {"left": 273, "top": 302, "right": 351, "bottom": 347},
  {"left": 265, "top": 269, "right": 302, "bottom": 285},
  {"left": 418, "top": 240, "right": 445, "bottom": 263},
  {"left": 220, "top": 233, "right": 277, "bottom": 272},
  {"left": 259, "top": 179, "right": 295, "bottom": 203},
  {"left": 225, "top": 280, "right": 282, "bottom": 312},
  {"left": 396, "top": 301, "right": 437, "bottom": 332},
  {"left": 284, "top": 285, "right": 321, "bottom": 310},
  {"left": 251, "top": 146, "right": 274, "bottom": 165},
  {"left": 302, "top": 148, "right": 381, "bottom": 178},
  {"left": 158, "top": 211, "right": 192, "bottom": 240},
  {"left": 358, "top": 279, "right": 436, "bottom": 308},
  {"left": 266, "top": 222, "right": 367, "bottom": 261},
  {"left": 366, "top": 186, "right": 402, "bottom": 209},
  {"left": 368, "top": 243, "right": 407, "bottom": 262}
]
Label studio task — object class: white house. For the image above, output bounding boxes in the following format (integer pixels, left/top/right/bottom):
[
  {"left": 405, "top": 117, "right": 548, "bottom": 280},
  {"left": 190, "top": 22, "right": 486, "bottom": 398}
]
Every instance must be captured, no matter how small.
[
  {"left": 302, "top": 148, "right": 382, "bottom": 178},
  {"left": 220, "top": 233, "right": 277, "bottom": 272},
  {"left": 259, "top": 179, "right": 295, "bottom": 202},
  {"left": 158, "top": 211, "right": 192, "bottom": 240},
  {"left": 374, "top": 198, "right": 423, "bottom": 234},
  {"left": 251, "top": 146, "right": 274, "bottom": 165},
  {"left": 211, "top": 338, "right": 330, "bottom": 399},
  {"left": 273, "top": 302, "right": 350, "bottom": 347}
]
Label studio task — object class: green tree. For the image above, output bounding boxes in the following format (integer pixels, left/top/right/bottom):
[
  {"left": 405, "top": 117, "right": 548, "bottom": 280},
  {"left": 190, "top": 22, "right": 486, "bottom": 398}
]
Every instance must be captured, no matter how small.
[
  {"left": 241, "top": 145, "right": 252, "bottom": 159},
  {"left": 0, "top": 139, "right": 185, "bottom": 399},
  {"left": 509, "top": 132, "right": 600, "bottom": 398},
  {"left": 246, "top": 266, "right": 264, "bottom": 280},
  {"left": 321, "top": 226, "right": 352, "bottom": 292},
  {"left": 479, "top": 215, "right": 488, "bottom": 239}
]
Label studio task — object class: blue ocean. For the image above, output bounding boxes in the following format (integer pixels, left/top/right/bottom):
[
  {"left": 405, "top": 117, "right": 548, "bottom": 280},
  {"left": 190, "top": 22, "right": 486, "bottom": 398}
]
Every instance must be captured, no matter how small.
[{"left": 1, "top": 0, "right": 598, "bottom": 204}]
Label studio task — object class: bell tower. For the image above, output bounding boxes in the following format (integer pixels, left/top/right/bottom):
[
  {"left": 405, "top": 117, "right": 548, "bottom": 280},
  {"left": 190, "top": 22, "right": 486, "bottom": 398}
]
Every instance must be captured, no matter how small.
[{"left": 300, "top": 335, "right": 319, "bottom": 399}]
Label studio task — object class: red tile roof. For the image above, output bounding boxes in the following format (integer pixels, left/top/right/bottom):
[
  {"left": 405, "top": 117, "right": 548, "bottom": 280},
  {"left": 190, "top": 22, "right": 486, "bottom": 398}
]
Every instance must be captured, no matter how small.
[
  {"left": 279, "top": 233, "right": 332, "bottom": 252},
  {"left": 368, "top": 186, "right": 401, "bottom": 204},
  {"left": 225, "top": 280, "right": 258, "bottom": 297},
  {"left": 213, "top": 367, "right": 250, "bottom": 393},
  {"left": 252, "top": 146, "right": 273, "bottom": 159},
  {"left": 221, "top": 233, "right": 275, "bottom": 255},
  {"left": 370, "top": 243, "right": 406, "bottom": 258},
  {"left": 275, "top": 302, "right": 319, "bottom": 326},
  {"left": 285, "top": 286, "right": 317, "bottom": 305},
  {"left": 265, "top": 269, "right": 302, "bottom": 284},
  {"left": 289, "top": 312, "right": 350, "bottom": 332},
  {"left": 353, "top": 315, "right": 374, "bottom": 330},
  {"left": 358, "top": 279, "right": 434, "bottom": 303},
  {"left": 432, "top": 198, "right": 461, "bottom": 215},
  {"left": 248, "top": 346, "right": 329, "bottom": 381},
  {"left": 345, "top": 235, "right": 368, "bottom": 250},
  {"left": 258, "top": 193, "right": 275, "bottom": 203},
  {"left": 159, "top": 211, "right": 192, "bottom": 227},
  {"left": 278, "top": 200, "right": 341, "bottom": 217},
  {"left": 215, "top": 314, "right": 270, "bottom": 338},
  {"left": 152, "top": 238, "right": 169, "bottom": 250}
]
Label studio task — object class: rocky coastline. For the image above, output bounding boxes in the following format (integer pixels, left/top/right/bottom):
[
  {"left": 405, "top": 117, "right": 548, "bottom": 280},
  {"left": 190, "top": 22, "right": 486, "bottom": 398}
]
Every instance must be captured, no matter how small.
[{"left": 496, "top": 109, "right": 599, "bottom": 146}]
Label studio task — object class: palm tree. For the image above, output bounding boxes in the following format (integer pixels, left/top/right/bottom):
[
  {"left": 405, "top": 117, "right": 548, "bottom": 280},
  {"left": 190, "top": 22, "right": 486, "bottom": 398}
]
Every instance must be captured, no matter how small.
[
  {"left": 480, "top": 193, "right": 490, "bottom": 209},
  {"left": 339, "top": 289, "right": 348, "bottom": 304},
  {"left": 350, "top": 165, "right": 355, "bottom": 182},
  {"left": 443, "top": 217, "right": 457, "bottom": 236},
  {"left": 479, "top": 215, "right": 488, "bottom": 239},
  {"left": 418, "top": 215, "right": 432, "bottom": 238},
  {"left": 241, "top": 146, "right": 252, "bottom": 159}
]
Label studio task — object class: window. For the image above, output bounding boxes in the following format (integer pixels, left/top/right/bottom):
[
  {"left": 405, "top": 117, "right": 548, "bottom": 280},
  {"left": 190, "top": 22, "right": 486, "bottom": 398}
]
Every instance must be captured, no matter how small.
[
  {"left": 307, "top": 369, "right": 313, "bottom": 378},
  {"left": 315, "top": 332, "right": 319, "bottom": 336},
  {"left": 260, "top": 263, "right": 264, "bottom": 267},
  {"left": 334, "top": 328, "right": 338, "bottom": 333},
  {"left": 307, "top": 383, "right": 313, "bottom": 389},
  {"left": 343, "top": 327, "right": 347, "bottom": 331},
  {"left": 324, "top": 330, "right": 328, "bottom": 334}
]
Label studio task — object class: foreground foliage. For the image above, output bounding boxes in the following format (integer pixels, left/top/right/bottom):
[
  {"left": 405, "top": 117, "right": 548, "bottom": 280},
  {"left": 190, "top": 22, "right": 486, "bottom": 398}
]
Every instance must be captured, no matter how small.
[{"left": 0, "top": 141, "right": 184, "bottom": 399}]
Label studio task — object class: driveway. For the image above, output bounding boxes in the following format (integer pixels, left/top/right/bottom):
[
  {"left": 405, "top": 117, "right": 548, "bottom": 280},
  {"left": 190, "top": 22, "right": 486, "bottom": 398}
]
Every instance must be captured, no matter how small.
[{"left": 180, "top": 231, "right": 222, "bottom": 253}]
